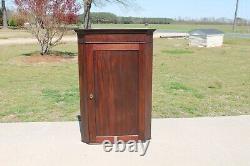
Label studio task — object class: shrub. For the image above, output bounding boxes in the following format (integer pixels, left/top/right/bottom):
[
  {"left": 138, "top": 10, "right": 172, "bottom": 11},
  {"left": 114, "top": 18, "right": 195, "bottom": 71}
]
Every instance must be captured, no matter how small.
[
  {"left": 8, "top": 12, "right": 27, "bottom": 27},
  {"left": 8, "top": 18, "right": 17, "bottom": 27}
]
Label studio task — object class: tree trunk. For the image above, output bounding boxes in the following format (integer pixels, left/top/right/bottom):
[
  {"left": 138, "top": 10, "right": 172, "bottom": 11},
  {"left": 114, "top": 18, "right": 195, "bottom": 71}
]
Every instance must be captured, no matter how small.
[
  {"left": 41, "top": 47, "right": 49, "bottom": 55},
  {"left": 83, "top": 0, "right": 92, "bottom": 29},
  {"left": 40, "top": 43, "right": 49, "bottom": 55},
  {"left": 233, "top": 0, "right": 239, "bottom": 32},
  {"left": 2, "top": 0, "right": 8, "bottom": 29}
]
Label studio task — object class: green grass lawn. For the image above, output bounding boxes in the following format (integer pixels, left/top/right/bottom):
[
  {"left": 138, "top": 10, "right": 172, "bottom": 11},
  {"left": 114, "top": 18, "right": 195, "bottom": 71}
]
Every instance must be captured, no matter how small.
[
  {"left": 153, "top": 38, "right": 250, "bottom": 117},
  {"left": 0, "top": 38, "right": 250, "bottom": 122},
  {"left": 0, "top": 44, "right": 79, "bottom": 122}
]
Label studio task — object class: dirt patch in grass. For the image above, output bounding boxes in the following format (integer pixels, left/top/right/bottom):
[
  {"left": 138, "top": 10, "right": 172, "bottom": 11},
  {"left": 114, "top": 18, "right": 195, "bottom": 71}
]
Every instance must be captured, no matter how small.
[{"left": 1, "top": 114, "right": 20, "bottom": 122}]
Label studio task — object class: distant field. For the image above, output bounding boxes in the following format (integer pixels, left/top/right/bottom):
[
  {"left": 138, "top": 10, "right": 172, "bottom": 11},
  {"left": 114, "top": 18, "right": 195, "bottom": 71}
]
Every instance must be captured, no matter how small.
[
  {"left": 0, "top": 37, "right": 250, "bottom": 122},
  {"left": 0, "top": 23, "right": 249, "bottom": 39},
  {"left": 93, "top": 23, "right": 250, "bottom": 33}
]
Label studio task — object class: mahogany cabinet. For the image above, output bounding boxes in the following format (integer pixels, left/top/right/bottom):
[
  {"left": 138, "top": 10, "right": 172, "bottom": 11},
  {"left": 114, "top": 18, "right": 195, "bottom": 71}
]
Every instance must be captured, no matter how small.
[{"left": 75, "top": 29, "right": 155, "bottom": 144}]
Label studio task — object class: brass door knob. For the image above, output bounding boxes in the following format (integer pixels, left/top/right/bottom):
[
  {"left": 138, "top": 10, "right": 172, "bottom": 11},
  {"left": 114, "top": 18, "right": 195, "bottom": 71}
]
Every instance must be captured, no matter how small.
[{"left": 89, "top": 93, "right": 94, "bottom": 100}]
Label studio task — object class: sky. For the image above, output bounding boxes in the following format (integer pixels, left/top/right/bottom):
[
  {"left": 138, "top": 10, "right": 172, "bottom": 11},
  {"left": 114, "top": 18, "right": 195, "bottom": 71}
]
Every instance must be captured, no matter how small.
[
  {"left": 5, "top": 0, "right": 250, "bottom": 20},
  {"left": 91, "top": 0, "right": 250, "bottom": 19}
]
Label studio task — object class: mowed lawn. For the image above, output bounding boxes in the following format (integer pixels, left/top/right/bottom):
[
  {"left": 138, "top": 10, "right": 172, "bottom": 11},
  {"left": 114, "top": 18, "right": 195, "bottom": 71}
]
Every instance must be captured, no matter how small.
[{"left": 0, "top": 38, "right": 250, "bottom": 122}]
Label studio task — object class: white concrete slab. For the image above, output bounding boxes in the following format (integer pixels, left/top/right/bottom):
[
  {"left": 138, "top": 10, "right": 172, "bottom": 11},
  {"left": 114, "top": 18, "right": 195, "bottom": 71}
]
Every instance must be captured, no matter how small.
[{"left": 1, "top": 116, "right": 250, "bottom": 166}]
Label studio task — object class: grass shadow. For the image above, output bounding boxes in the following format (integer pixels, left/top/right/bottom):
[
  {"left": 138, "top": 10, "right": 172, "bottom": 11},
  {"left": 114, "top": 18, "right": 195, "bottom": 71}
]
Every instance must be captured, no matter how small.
[
  {"left": 22, "top": 51, "right": 77, "bottom": 57},
  {"left": 0, "top": 37, "right": 8, "bottom": 39},
  {"left": 168, "top": 82, "right": 204, "bottom": 99},
  {"left": 162, "top": 49, "right": 194, "bottom": 55}
]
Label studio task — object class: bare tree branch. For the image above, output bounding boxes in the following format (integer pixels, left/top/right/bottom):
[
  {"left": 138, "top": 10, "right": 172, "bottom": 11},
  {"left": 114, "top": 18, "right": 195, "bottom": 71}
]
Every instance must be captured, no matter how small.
[{"left": 83, "top": 0, "right": 131, "bottom": 29}]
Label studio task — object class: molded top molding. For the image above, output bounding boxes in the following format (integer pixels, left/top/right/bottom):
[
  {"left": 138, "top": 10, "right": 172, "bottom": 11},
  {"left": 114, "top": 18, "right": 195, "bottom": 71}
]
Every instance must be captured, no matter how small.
[{"left": 74, "top": 29, "right": 156, "bottom": 35}]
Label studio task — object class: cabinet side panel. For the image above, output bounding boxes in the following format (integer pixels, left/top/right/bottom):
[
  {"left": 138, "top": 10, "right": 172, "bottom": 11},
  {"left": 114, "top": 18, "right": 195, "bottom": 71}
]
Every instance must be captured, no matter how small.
[
  {"left": 144, "top": 39, "right": 153, "bottom": 140},
  {"left": 138, "top": 43, "right": 145, "bottom": 141},
  {"left": 78, "top": 41, "right": 90, "bottom": 143},
  {"left": 138, "top": 35, "right": 153, "bottom": 141}
]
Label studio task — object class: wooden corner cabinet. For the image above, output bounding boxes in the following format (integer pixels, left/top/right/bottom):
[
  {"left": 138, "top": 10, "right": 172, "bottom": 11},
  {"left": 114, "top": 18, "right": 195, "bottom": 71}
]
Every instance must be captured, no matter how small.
[{"left": 75, "top": 29, "right": 155, "bottom": 144}]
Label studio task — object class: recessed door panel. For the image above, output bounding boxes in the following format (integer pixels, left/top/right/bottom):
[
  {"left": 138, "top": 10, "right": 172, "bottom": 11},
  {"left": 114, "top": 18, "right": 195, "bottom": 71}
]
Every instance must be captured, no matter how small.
[{"left": 93, "top": 50, "right": 139, "bottom": 137}]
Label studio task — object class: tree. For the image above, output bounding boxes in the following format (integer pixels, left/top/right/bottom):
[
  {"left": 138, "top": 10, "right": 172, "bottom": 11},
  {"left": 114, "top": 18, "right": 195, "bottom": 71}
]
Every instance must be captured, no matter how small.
[
  {"left": 233, "top": 0, "right": 239, "bottom": 32},
  {"left": 15, "top": 0, "right": 80, "bottom": 55},
  {"left": 83, "top": 0, "right": 92, "bottom": 29},
  {"left": 90, "top": 12, "right": 117, "bottom": 24},
  {"left": 0, "top": 8, "right": 2, "bottom": 26},
  {"left": 1, "top": 0, "right": 8, "bottom": 29},
  {"left": 83, "top": 0, "right": 129, "bottom": 29},
  {"left": 8, "top": 11, "right": 27, "bottom": 27}
]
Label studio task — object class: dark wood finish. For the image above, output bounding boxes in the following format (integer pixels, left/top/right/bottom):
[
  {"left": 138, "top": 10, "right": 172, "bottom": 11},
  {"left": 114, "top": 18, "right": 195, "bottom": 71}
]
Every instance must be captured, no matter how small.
[{"left": 75, "top": 29, "right": 155, "bottom": 144}]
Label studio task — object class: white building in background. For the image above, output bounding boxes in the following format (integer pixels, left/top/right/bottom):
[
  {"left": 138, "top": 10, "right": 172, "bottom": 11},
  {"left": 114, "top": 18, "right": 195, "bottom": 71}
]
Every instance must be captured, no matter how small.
[{"left": 189, "top": 29, "right": 224, "bottom": 48}]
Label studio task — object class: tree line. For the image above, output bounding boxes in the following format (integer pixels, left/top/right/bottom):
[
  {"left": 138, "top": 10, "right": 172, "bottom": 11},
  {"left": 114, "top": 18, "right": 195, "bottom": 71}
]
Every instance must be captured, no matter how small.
[{"left": 80, "top": 12, "right": 174, "bottom": 24}]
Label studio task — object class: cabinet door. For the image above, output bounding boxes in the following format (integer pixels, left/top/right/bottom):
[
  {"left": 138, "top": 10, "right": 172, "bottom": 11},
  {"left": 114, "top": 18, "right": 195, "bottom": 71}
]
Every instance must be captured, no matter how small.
[{"left": 86, "top": 43, "right": 143, "bottom": 143}]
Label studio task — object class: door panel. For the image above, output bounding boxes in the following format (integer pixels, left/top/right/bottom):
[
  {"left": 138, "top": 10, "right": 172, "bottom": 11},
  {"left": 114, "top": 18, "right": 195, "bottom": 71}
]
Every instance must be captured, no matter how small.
[{"left": 93, "top": 50, "right": 139, "bottom": 137}]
